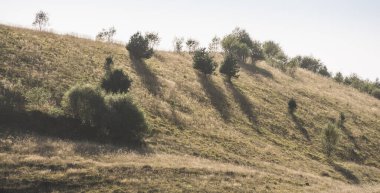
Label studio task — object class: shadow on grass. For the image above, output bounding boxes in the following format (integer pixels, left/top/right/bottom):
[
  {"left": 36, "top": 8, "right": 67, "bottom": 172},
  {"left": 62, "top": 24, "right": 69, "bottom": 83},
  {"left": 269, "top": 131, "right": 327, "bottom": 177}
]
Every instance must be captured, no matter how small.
[
  {"left": 340, "top": 125, "right": 360, "bottom": 150},
  {"left": 329, "top": 161, "right": 360, "bottom": 184},
  {"left": 0, "top": 110, "right": 147, "bottom": 150},
  {"left": 130, "top": 56, "right": 161, "bottom": 96},
  {"left": 224, "top": 80, "right": 260, "bottom": 132},
  {"left": 197, "top": 73, "right": 231, "bottom": 121},
  {"left": 239, "top": 62, "right": 273, "bottom": 79},
  {"left": 290, "top": 113, "right": 310, "bottom": 141}
]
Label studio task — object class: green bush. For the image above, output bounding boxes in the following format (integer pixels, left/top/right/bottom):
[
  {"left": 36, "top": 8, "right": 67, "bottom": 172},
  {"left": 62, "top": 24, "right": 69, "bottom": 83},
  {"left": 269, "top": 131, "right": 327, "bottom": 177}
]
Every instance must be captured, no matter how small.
[
  {"left": 101, "top": 69, "right": 132, "bottom": 93},
  {"left": 193, "top": 48, "right": 217, "bottom": 75},
  {"left": 322, "top": 123, "right": 339, "bottom": 158},
  {"left": 126, "top": 32, "right": 153, "bottom": 59},
  {"left": 220, "top": 53, "right": 239, "bottom": 81},
  {"left": 372, "top": 88, "right": 380, "bottom": 99},
  {"left": 288, "top": 98, "right": 297, "bottom": 114},
  {"left": 334, "top": 72, "right": 344, "bottom": 83},
  {"left": 103, "top": 95, "right": 147, "bottom": 143},
  {"left": 61, "top": 84, "right": 106, "bottom": 127}
]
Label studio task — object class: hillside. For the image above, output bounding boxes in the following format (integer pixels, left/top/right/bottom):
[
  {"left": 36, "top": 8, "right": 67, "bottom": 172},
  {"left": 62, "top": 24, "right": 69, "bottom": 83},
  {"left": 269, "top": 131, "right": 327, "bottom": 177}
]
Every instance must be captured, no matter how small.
[{"left": 1, "top": 24, "right": 380, "bottom": 192}]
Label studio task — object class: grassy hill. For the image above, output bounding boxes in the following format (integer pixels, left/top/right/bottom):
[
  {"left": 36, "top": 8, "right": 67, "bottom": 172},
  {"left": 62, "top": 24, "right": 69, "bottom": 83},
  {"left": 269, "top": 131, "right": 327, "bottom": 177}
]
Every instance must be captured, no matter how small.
[{"left": 1, "top": 24, "right": 380, "bottom": 192}]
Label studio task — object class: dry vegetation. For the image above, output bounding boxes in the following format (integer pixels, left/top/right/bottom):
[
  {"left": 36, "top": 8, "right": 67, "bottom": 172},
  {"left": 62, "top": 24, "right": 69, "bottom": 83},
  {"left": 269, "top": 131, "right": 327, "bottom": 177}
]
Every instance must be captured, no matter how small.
[{"left": 1, "top": 24, "right": 380, "bottom": 192}]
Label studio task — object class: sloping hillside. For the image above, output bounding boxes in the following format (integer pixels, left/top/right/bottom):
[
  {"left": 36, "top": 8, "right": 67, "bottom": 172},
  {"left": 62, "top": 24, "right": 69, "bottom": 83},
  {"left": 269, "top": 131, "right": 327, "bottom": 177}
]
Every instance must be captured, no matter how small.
[{"left": 1, "top": 24, "right": 380, "bottom": 192}]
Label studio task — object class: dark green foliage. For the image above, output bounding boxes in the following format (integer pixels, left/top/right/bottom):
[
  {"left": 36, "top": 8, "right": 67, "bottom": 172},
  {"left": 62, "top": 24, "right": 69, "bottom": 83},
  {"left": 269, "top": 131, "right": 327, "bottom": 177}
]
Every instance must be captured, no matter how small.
[
  {"left": 103, "top": 56, "right": 114, "bottom": 74},
  {"left": 103, "top": 95, "right": 147, "bottom": 143},
  {"left": 0, "top": 84, "right": 25, "bottom": 112},
  {"left": 318, "top": 65, "right": 331, "bottom": 77},
  {"left": 220, "top": 54, "right": 239, "bottom": 80},
  {"left": 250, "top": 41, "right": 265, "bottom": 62},
  {"left": 372, "top": 88, "right": 380, "bottom": 99},
  {"left": 334, "top": 72, "right": 344, "bottom": 83},
  {"left": 323, "top": 123, "right": 339, "bottom": 158},
  {"left": 193, "top": 48, "right": 217, "bottom": 75},
  {"left": 101, "top": 69, "right": 132, "bottom": 93},
  {"left": 288, "top": 98, "right": 297, "bottom": 114},
  {"left": 61, "top": 84, "right": 106, "bottom": 127},
  {"left": 338, "top": 112, "right": 346, "bottom": 127},
  {"left": 343, "top": 74, "right": 380, "bottom": 98},
  {"left": 126, "top": 32, "right": 153, "bottom": 59}
]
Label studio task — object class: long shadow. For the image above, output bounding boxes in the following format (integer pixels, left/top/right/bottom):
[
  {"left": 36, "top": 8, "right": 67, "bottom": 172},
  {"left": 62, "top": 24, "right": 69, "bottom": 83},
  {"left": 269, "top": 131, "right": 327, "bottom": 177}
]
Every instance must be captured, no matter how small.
[
  {"left": 290, "top": 113, "right": 310, "bottom": 141},
  {"left": 197, "top": 73, "right": 231, "bottom": 121},
  {"left": 130, "top": 56, "right": 161, "bottom": 96},
  {"left": 224, "top": 81, "right": 260, "bottom": 132},
  {"left": 329, "top": 161, "right": 360, "bottom": 184},
  {"left": 0, "top": 110, "right": 147, "bottom": 149},
  {"left": 239, "top": 62, "right": 273, "bottom": 79},
  {"left": 340, "top": 125, "right": 360, "bottom": 150}
]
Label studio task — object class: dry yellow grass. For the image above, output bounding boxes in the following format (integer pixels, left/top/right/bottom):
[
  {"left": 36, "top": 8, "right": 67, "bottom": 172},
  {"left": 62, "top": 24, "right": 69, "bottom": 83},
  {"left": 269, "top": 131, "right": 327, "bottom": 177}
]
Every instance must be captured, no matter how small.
[{"left": 1, "top": 24, "right": 380, "bottom": 192}]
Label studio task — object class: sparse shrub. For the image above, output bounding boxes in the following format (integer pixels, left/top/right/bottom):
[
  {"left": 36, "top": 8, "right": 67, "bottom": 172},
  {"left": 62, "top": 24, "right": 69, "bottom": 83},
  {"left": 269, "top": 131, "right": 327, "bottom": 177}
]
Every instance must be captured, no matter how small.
[
  {"left": 372, "top": 88, "right": 380, "bottom": 99},
  {"left": 103, "top": 95, "right": 147, "bottom": 143},
  {"left": 334, "top": 72, "right": 344, "bottom": 83},
  {"left": 61, "top": 84, "right": 106, "bottom": 127},
  {"left": 220, "top": 54, "right": 239, "bottom": 81},
  {"left": 288, "top": 98, "right": 297, "bottom": 114},
  {"left": 250, "top": 41, "right": 265, "bottom": 62},
  {"left": 173, "top": 37, "right": 184, "bottom": 53},
  {"left": 32, "top": 10, "right": 49, "bottom": 31},
  {"left": 126, "top": 32, "right": 153, "bottom": 59},
  {"left": 101, "top": 69, "right": 132, "bottom": 93},
  {"left": 208, "top": 36, "right": 221, "bottom": 53},
  {"left": 322, "top": 123, "right": 340, "bottom": 158},
  {"left": 145, "top": 32, "right": 160, "bottom": 49},
  {"left": 338, "top": 112, "right": 346, "bottom": 127},
  {"left": 96, "top": 27, "right": 116, "bottom": 42},
  {"left": 262, "top": 41, "right": 285, "bottom": 60},
  {"left": 103, "top": 56, "right": 114, "bottom": 75},
  {"left": 186, "top": 38, "right": 200, "bottom": 53},
  {"left": 193, "top": 48, "right": 217, "bottom": 75}
]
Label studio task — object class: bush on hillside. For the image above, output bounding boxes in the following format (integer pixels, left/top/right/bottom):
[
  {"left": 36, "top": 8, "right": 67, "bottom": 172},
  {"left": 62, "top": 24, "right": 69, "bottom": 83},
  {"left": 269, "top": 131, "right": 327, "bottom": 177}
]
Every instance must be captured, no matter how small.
[
  {"left": 372, "top": 88, "right": 380, "bottom": 99},
  {"left": 322, "top": 123, "right": 340, "bottom": 158},
  {"left": 103, "top": 95, "right": 147, "bottom": 143},
  {"left": 193, "top": 48, "right": 217, "bottom": 75},
  {"left": 288, "top": 98, "right": 297, "bottom": 114},
  {"left": 126, "top": 32, "right": 153, "bottom": 59},
  {"left": 338, "top": 112, "right": 346, "bottom": 127},
  {"left": 334, "top": 72, "right": 344, "bottom": 83},
  {"left": 220, "top": 53, "right": 239, "bottom": 81},
  {"left": 61, "top": 84, "right": 106, "bottom": 127},
  {"left": 250, "top": 41, "right": 265, "bottom": 62},
  {"left": 0, "top": 84, "right": 25, "bottom": 113},
  {"left": 101, "top": 69, "right": 132, "bottom": 93}
]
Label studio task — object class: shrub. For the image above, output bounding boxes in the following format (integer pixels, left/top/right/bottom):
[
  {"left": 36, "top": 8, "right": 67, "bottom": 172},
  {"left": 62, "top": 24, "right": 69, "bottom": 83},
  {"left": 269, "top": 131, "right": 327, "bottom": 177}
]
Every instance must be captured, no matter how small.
[
  {"left": 208, "top": 36, "right": 221, "bottom": 53},
  {"left": 220, "top": 54, "right": 239, "bottom": 81},
  {"left": 0, "top": 85, "right": 25, "bottom": 112},
  {"left": 126, "top": 32, "right": 153, "bottom": 59},
  {"left": 193, "top": 48, "right": 217, "bottom": 75},
  {"left": 222, "top": 33, "right": 250, "bottom": 63},
  {"left": 173, "top": 37, "right": 184, "bottom": 53},
  {"left": 372, "top": 88, "right": 380, "bottom": 99},
  {"left": 101, "top": 69, "right": 132, "bottom": 93},
  {"left": 103, "top": 95, "right": 147, "bottom": 143},
  {"left": 322, "top": 123, "right": 339, "bottom": 158},
  {"left": 186, "top": 38, "right": 200, "bottom": 53},
  {"left": 61, "top": 84, "right": 106, "bottom": 127},
  {"left": 145, "top": 32, "right": 160, "bottom": 49},
  {"left": 334, "top": 72, "right": 344, "bottom": 83},
  {"left": 338, "top": 112, "right": 346, "bottom": 127},
  {"left": 250, "top": 41, "right": 265, "bottom": 62},
  {"left": 288, "top": 98, "right": 297, "bottom": 114}
]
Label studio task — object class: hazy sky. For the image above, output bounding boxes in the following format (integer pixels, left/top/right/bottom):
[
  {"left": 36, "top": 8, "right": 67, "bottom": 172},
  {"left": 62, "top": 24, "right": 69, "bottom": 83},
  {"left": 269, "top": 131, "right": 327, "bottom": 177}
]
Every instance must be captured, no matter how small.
[{"left": 0, "top": 0, "right": 379, "bottom": 80}]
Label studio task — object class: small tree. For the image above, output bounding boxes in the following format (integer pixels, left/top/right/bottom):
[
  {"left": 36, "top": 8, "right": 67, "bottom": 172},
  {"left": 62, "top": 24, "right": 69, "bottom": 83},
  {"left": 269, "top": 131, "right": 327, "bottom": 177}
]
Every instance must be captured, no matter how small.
[
  {"left": 288, "top": 98, "right": 297, "bottom": 114},
  {"left": 220, "top": 54, "right": 239, "bottom": 81},
  {"left": 32, "top": 11, "right": 49, "bottom": 31},
  {"left": 96, "top": 27, "right": 116, "bottom": 42},
  {"left": 101, "top": 69, "right": 132, "bottom": 93},
  {"left": 126, "top": 32, "right": 153, "bottom": 59},
  {"left": 250, "top": 41, "right": 265, "bottom": 62},
  {"left": 173, "top": 37, "right": 184, "bottom": 53},
  {"left": 186, "top": 38, "right": 200, "bottom": 53},
  {"left": 322, "top": 123, "right": 340, "bottom": 158},
  {"left": 193, "top": 48, "right": 217, "bottom": 75},
  {"left": 145, "top": 32, "right": 160, "bottom": 49},
  {"left": 334, "top": 72, "right": 344, "bottom": 83},
  {"left": 208, "top": 36, "right": 221, "bottom": 53}
]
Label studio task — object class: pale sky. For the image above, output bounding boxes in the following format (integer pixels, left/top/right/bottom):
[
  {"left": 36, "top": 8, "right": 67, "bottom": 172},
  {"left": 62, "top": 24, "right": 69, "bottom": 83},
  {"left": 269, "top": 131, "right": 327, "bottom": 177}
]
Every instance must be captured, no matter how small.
[{"left": 0, "top": 0, "right": 379, "bottom": 80}]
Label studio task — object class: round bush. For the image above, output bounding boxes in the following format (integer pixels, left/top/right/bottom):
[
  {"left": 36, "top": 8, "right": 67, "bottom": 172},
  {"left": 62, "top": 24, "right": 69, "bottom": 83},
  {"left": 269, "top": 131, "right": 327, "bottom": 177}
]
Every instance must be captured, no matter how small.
[
  {"left": 103, "top": 95, "right": 147, "bottom": 143},
  {"left": 288, "top": 98, "right": 297, "bottom": 114},
  {"left": 126, "top": 32, "right": 153, "bottom": 59},
  {"left": 61, "top": 84, "right": 106, "bottom": 126},
  {"left": 101, "top": 69, "right": 132, "bottom": 93},
  {"left": 193, "top": 48, "right": 217, "bottom": 75}
]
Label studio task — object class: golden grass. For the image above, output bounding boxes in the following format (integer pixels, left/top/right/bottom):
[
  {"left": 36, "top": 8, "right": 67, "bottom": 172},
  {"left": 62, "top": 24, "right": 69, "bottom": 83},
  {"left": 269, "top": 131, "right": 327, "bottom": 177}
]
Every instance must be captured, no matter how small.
[{"left": 1, "top": 24, "right": 380, "bottom": 192}]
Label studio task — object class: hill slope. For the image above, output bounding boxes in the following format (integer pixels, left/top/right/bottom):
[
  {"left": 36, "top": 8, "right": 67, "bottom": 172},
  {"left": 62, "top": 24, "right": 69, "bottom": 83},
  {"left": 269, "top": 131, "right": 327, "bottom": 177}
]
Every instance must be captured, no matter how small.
[{"left": 1, "top": 24, "right": 380, "bottom": 192}]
